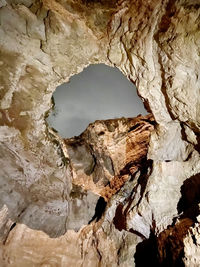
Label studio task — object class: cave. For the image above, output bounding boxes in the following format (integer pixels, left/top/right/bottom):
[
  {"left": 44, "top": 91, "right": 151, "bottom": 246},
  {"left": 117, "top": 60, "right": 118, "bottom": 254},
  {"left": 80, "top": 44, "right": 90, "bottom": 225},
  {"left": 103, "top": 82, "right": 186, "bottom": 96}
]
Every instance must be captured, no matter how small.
[{"left": 0, "top": 0, "right": 200, "bottom": 266}]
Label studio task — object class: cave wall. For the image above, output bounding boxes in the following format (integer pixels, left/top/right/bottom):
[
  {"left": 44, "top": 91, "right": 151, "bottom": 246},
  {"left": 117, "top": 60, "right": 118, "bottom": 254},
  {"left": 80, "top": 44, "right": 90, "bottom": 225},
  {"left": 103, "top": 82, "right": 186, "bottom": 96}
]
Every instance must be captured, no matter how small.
[{"left": 0, "top": 0, "right": 200, "bottom": 266}]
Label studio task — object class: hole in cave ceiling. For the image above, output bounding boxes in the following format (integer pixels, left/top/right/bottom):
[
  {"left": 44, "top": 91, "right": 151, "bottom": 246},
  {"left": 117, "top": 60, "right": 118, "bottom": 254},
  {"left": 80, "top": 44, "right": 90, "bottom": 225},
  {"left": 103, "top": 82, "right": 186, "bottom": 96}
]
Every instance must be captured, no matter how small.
[{"left": 47, "top": 64, "right": 147, "bottom": 138}]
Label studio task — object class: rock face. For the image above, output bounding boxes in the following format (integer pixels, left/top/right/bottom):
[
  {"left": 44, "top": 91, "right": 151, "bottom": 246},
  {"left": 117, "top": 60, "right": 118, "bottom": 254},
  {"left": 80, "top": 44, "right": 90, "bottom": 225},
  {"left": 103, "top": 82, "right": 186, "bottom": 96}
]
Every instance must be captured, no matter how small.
[
  {"left": 0, "top": 0, "right": 200, "bottom": 266},
  {"left": 64, "top": 114, "right": 154, "bottom": 201}
]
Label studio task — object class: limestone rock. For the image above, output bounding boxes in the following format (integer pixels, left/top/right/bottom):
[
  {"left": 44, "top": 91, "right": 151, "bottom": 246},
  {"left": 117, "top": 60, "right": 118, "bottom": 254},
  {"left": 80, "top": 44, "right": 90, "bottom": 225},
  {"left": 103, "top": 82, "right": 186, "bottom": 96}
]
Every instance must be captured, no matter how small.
[
  {"left": 184, "top": 213, "right": 200, "bottom": 267},
  {"left": 0, "top": 0, "right": 200, "bottom": 266},
  {"left": 64, "top": 114, "right": 154, "bottom": 200}
]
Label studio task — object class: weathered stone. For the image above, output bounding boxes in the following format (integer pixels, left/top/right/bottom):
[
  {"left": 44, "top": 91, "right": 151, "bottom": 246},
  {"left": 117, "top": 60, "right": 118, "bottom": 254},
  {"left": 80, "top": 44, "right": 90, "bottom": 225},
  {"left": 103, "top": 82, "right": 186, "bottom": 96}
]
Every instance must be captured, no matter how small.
[{"left": 0, "top": 0, "right": 200, "bottom": 266}]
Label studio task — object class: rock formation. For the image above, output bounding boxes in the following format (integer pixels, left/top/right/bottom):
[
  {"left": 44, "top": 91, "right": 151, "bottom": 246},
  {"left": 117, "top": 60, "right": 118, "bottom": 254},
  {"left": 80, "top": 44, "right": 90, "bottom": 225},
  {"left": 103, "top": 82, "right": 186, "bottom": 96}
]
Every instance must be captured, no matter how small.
[{"left": 0, "top": 0, "right": 199, "bottom": 266}]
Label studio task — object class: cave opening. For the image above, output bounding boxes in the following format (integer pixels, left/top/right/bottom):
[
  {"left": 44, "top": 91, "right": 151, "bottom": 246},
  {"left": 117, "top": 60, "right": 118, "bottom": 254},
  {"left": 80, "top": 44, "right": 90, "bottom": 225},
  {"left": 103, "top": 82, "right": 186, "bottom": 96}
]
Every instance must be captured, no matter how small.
[{"left": 47, "top": 64, "right": 147, "bottom": 138}]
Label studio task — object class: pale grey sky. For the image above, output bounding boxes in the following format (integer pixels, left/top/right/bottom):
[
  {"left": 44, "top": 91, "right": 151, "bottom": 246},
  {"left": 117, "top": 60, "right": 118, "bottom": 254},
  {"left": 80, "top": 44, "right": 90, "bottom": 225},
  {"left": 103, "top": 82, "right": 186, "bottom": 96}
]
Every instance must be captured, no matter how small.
[{"left": 47, "top": 64, "right": 147, "bottom": 137}]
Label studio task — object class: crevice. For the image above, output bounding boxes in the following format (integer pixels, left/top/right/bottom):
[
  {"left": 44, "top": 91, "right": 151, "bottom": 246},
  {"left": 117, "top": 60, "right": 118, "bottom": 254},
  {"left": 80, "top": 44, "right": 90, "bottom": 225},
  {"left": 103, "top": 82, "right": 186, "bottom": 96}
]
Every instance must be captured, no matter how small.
[
  {"left": 17, "top": 207, "right": 27, "bottom": 219},
  {"left": 191, "top": 234, "right": 197, "bottom": 246},
  {"left": 3, "top": 222, "right": 17, "bottom": 245},
  {"left": 128, "top": 123, "right": 142, "bottom": 132},
  {"left": 177, "top": 173, "right": 200, "bottom": 221},
  {"left": 113, "top": 203, "right": 126, "bottom": 231},
  {"left": 89, "top": 197, "right": 107, "bottom": 223},
  {"left": 9, "top": 222, "right": 16, "bottom": 232},
  {"left": 136, "top": 159, "right": 153, "bottom": 206},
  {"left": 135, "top": 232, "right": 159, "bottom": 267}
]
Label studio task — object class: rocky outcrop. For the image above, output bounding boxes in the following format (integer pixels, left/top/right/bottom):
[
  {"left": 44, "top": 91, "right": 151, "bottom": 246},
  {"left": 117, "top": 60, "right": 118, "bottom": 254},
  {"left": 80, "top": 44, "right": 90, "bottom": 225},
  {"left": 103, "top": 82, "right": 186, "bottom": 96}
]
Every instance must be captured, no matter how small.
[
  {"left": 64, "top": 114, "right": 154, "bottom": 201},
  {"left": 0, "top": 0, "right": 200, "bottom": 266}
]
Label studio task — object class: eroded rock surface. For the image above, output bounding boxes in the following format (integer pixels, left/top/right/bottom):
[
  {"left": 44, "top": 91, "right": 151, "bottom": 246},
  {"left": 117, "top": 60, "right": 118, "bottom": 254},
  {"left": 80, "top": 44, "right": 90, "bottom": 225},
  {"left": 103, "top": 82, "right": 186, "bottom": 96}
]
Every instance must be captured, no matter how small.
[
  {"left": 0, "top": 0, "right": 200, "bottom": 266},
  {"left": 64, "top": 114, "right": 154, "bottom": 200}
]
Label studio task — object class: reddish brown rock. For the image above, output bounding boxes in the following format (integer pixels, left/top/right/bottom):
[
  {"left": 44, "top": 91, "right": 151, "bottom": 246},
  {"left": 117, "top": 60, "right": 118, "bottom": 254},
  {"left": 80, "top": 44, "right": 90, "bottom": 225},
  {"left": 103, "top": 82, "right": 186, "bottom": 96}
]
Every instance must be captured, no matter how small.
[
  {"left": 0, "top": 0, "right": 200, "bottom": 266},
  {"left": 64, "top": 114, "right": 154, "bottom": 201}
]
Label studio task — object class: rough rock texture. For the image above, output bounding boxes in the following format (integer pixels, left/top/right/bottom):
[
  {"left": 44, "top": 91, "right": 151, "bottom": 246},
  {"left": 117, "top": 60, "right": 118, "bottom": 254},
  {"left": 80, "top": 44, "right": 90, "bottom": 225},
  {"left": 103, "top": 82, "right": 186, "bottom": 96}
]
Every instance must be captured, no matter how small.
[
  {"left": 0, "top": 0, "right": 200, "bottom": 266},
  {"left": 64, "top": 114, "right": 154, "bottom": 201}
]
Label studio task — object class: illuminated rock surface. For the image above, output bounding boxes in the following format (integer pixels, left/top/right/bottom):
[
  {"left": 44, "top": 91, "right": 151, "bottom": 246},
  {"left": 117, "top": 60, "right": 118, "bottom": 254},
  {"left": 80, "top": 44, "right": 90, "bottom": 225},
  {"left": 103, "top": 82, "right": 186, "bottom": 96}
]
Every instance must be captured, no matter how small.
[{"left": 0, "top": 0, "right": 200, "bottom": 266}]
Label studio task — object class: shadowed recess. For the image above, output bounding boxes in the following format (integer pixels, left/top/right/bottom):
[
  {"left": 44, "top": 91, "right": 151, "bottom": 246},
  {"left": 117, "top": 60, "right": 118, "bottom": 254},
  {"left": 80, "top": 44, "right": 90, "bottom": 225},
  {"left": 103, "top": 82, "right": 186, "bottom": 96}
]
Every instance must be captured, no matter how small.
[
  {"left": 89, "top": 197, "right": 107, "bottom": 223},
  {"left": 47, "top": 64, "right": 147, "bottom": 137}
]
